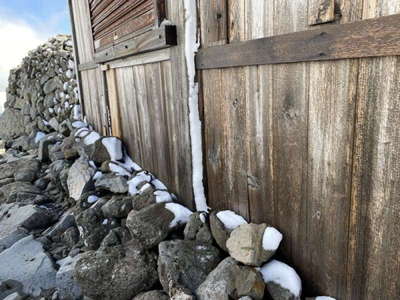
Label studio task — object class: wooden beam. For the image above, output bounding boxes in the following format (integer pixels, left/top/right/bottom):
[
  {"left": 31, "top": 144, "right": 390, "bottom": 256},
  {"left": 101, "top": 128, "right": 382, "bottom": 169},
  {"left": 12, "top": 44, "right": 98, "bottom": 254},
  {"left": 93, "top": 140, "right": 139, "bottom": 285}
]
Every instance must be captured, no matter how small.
[
  {"left": 105, "top": 68, "right": 122, "bottom": 138},
  {"left": 94, "top": 25, "right": 177, "bottom": 63},
  {"left": 196, "top": 13, "right": 400, "bottom": 69},
  {"left": 78, "top": 62, "right": 99, "bottom": 71}
]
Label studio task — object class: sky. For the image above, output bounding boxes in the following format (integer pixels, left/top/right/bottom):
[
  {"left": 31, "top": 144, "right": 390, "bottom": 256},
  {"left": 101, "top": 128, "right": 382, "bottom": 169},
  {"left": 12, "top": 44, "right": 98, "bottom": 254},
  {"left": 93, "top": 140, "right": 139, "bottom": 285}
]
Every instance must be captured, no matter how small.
[{"left": 0, "top": 0, "right": 71, "bottom": 111}]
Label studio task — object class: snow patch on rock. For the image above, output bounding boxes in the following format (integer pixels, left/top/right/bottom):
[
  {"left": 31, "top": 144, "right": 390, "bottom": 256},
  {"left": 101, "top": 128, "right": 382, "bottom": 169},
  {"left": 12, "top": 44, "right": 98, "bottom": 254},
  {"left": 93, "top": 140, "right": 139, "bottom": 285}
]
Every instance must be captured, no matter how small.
[
  {"left": 216, "top": 210, "right": 247, "bottom": 230},
  {"left": 262, "top": 227, "right": 283, "bottom": 251},
  {"left": 165, "top": 203, "right": 193, "bottom": 228}
]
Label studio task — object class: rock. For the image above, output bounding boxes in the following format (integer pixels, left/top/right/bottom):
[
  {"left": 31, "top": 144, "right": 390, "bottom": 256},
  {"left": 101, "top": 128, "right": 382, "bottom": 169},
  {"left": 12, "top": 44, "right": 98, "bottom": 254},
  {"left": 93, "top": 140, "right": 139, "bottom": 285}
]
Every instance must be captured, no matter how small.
[
  {"left": 126, "top": 203, "right": 175, "bottom": 249},
  {"left": 196, "top": 257, "right": 265, "bottom": 300},
  {"left": 56, "top": 255, "right": 83, "bottom": 300},
  {"left": 0, "top": 178, "right": 14, "bottom": 188},
  {"left": 20, "top": 207, "right": 56, "bottom": 230},
  {"left": 0, "top": 229, "right": 28, "bottom": 253},
  {"left": 49, "top": 118, "right": 60, "bottom": 131},
  {"left": 0, "top": 280, "right": 25, "bottom": 300},
  {"left": 209, "top": 211, "right": 230, "bottom": 252},
  {"left": 260, "top": 260, "right": 302, "bottom": 300},
  {"left": 0, "top": 236, "right": 57, "bottom": 296},
  {"left": 43, "top": 78, "right": 59, "bottom": 94},
  {"left": 184, "top": 212, "right": 213, "bottom": 244},
  {"left": 95, "top": 174, "right": 128, "bottom": 194},
  {"left": 84, "top": 138, "right": 111, "bottom": 164},
  {"left": 38, "top": 138, "right": 55, "bottom": 162},
  {"left": 0, "top": 204, "right": 39, "bottom": 239},
  {"left": 75, "top": 208, "right": 109, "bottom": 250},
  {"left": 130, "top": 184, "right": 156, "bottom": 210},
  {"left": 239, "top": 297, "right": 253, "bottom": 300},
  {"left": 43, "top": 213, "right": 75, "bottom": 238},
  {"left": 101, "top": 195, "right": 132, "bottom": 218},
  {"left": 158, "top": 240, "right": 221, "bottom": 294},
  {"left": 133, "top": 290, "right": 169, "bottom": 300},
  {"left": 14, "top": 159, "right": 41, "bottom": 182},
  {"left": 0, "top": 159, "right": 37, "bottom": 181},
  {"left": 0, "top": 182, "right": 44, "bottom": 204},
  {"left": 169, "top": 287, "right": 195, "bottom": 300},
  {"left": 67, "top": 158, "right": 95, "bottom": 201},
  {"left": 0, "top": 109, "right": 25, "bottom": 142},
  {"left": 226, "top": 223, "right": 279, "bottom": 266},
  {"left": 74, "top": 242, "right": 158, "bottom": 300}
]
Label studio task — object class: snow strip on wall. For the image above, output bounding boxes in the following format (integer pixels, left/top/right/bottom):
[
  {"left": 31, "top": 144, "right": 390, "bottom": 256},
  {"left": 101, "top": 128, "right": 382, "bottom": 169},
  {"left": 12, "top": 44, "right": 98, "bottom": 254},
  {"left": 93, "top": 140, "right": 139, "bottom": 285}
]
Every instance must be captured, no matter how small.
[{"left": 184, "top": 0, "right": 208, "bottom": 212}]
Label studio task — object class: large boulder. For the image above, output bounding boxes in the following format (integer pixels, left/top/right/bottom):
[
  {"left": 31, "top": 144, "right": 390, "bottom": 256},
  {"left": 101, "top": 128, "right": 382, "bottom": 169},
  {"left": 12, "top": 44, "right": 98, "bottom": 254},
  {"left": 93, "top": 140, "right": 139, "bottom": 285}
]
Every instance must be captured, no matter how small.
[
  {"left": 101, "top": 195, "right": 132, "bottom": 218},
  {"left": 196, "top": 257, "right": 265, "bottom": 300},
  {"left": 75, "top": 207, "right": 109, "bottom": 250},
  {"left": 126, "top": 203, "right": 192, "bottom": 249},
  {"left": 67, "top": 158, "right": 95, "bottom": 201},
  {"left": 226, "top": 223, "right": 282, "bottom": 266},
  {"left": 95, "top": 173, "right": 128, "bottom": 194},
  {"left": 0, "top": 229, "right": 28, "bottom": 253},
  {"left": 0, "top": 236, "right": 57, "bottom": 296},
  {"left": 158, "top": 240, "right": 221, "bottom": 296},
  {"left": 74, "top": 242, "right": 158, "bottom": 300}
]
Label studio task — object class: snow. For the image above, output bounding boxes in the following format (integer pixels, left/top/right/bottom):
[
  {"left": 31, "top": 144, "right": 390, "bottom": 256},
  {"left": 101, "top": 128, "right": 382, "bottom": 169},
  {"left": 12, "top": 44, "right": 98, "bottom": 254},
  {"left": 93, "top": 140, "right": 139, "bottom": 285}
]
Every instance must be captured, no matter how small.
[
  {"left": 128, "top": 172, "right": 152, "bottom": 195},
  {"left": 73, "top": 105, "right": 81, "bottom": 120},
  {"left": 102, "top": 219, "right": 108, "bottom": 225},
  {"left": 184, "top": 0, "right": 208, "bottom": 212},
  {"left": 154, "top": 190, "right": 173, "bottom": 203},
  {"left": 87, "top": 195, "right": 99, "bottom": 204},
  {"left": 262, "top": 227, "right": 283, "bottom": 251},
  {"left": 152, "top": 178, "right": 167, "bottom": 190},
  {"left": 34, "top": 132, "right": 46, "bottom": 143},
  {"left": 165, "top": 203, "right": 193, "bottom": 228},
  {"left": 83, "top": 131, "right": 101, "bottom": 145},
  {"left": 109, "top": 162, "right": 131, "bottom": 177},
  {"left": 260, "top": 260, "right": 302, "bottom": 297},
  {"left": 66, "top": 69, "right": 73, "bottom": 79},
  {"left": 316, "top": 297, "right": 336, "bottom": 300},
  {"left": 121, "top": 155, "right": 142, "bottom": 172},
  {"left": 216, "top": 210, "right": 247, "bottom": 230},
  {"left": 72, "top": 121, "right": 86, "bottom": 128},
  {"left": 75, "top": 128, "right": 89, "bottom": 138},
  {"left": 199, "top": 212, "right": 206, "bottom": 223},
  {"left": 93, "top": 171, "right": 103, "bottom": 181},
  {"left": 88, "top": 160, "right": 97, "bottom": 169},
  {"left": 102, "top": 137, "right": 123, "bottom": 161},
  {"left": 138, "top": 183, "right": 152, "bottom": 194}
]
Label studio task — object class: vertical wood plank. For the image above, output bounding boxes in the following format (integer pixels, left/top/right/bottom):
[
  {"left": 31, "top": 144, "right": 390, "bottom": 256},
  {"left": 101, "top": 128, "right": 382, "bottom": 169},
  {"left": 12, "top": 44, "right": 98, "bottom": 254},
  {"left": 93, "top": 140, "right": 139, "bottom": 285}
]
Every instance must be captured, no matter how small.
[
  {"left": 309, "top": 0, "right": 336, "bottom": 25},
  {"left": 198, "top": 0, "right": 228, "bottom": 47},
  {"left": 347, "top": 1, "right": 400, "bottom": 299},
  {"left": 105, "top": 68, "right": 123, "bottom": 138}
]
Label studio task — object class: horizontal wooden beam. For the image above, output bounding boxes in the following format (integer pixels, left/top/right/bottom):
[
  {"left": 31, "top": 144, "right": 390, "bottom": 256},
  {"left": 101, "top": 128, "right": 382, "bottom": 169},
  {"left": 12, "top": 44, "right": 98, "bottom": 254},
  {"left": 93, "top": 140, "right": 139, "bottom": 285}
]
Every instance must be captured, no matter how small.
[
  {"left": 78, "top": 62, "right": 99, "bottom": 71},
  {"left": 95, "top": 25, "right": 177, "bottom": 63},
  {"left": 196, "top": 13, "right": 400, "bottom": 69}
]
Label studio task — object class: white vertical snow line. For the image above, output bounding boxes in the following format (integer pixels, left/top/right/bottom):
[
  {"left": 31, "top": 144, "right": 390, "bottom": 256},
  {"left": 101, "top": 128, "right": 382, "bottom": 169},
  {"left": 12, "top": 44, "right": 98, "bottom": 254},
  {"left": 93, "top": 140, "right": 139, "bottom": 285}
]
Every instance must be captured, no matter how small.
[{"left": 184, "top": 0, "right": 208, "bottom": 212}]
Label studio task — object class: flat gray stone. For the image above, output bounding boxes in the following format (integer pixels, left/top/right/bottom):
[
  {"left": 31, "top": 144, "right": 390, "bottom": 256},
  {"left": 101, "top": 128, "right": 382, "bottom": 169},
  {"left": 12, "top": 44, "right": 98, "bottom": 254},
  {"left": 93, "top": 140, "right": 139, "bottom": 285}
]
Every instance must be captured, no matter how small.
[
  {"left": 56, "top": 255, "right": 83, "bottom": 300},
  {"left": 0, "top": 229, "right": 28, "bottom": 253},
  {"left": 0, "top": 204, "right": 37, "bottom": 239},
  {"left": 67, "top": 158, "right": 95, "bottom": 201},
  {"left": 0, "top": 236, "right": 57, "bottom": 297}
]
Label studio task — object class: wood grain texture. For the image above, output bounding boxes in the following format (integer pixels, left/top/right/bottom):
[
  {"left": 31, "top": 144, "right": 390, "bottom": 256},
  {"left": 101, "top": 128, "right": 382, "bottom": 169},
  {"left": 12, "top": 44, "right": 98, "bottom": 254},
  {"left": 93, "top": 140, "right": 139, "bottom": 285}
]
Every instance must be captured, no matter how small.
[
  {"left": 196, "top": 13, "right": 400, "bottom": 69},
  {"left": 309, "top": 0, "right": 336, "bottom": 25},
  {"left": 105, "top": 68, "right": 122, "bottom": 138},
  {"left": 346, "top": 1, "right": 400, "bottom": 299}
]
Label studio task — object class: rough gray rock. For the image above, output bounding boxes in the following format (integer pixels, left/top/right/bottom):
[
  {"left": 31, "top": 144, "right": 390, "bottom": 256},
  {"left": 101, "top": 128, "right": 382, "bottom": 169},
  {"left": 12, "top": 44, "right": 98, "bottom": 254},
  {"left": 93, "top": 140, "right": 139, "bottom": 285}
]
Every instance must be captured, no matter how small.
[
  {"left": 0, "top": 204, "right": 38, "bottom": 239},
  {"left": 0, "top": 229, "right": 28, "bottom": 253},
  {"left": 101, "top": 195, "right": 132, "bottom": 218},
  {"left": 126, "top": 203, "right": 175, "bottom": 249},
  {"left": 56, "top": 255, "right": 83, "bottom": 300},
  {"left": 13, "top": 159, "right": 41, "bottom": 182},
  {"left": 158, "top": 240, "right": 221, "bottom": 295},
  {"left": 266, "top": 282, "right": 300, "bottom": 300},
  {"left": 95, "top": 174, "right": 128, "bottom": 194},
  {"left": 0, "top": 109, "right": 25, "bottom": 142},
  {"left": 132, "top": 291, "right": 169, "bottom": 300},
  {"left": 184, "top": 212, "right": 213, "bottom": 244},
  {"left": 67, "top": 158, "right": 95, "bottom": 201},
  {"left": 74, "top": 242, "right": 158, "bottom": 300},
  {"left": 209, "top": 211, "right": 230, "bottom": 252},
  {"left": 226, "top": 223, "right": 275, "bottom": 266},
  {"left": 130, "top": 184, "right": 156, "bottom": 210},
  {"left": 75, "top": 207, "right": 109, "bottom": 250},
  {"left": 0, "top": 182, "right": 44, "bottom": 204},
  {"left": 0, "top": 235, "right": 57, "bottom": 297},
  {"left": 196, "top": 257, "right": 265, "bottom": 300},
  {"left": 0, "top": 280, "right": 26, "bottom": 300},
  {"left": 84, "top": 138, "right": 111, "bottom": 164}
]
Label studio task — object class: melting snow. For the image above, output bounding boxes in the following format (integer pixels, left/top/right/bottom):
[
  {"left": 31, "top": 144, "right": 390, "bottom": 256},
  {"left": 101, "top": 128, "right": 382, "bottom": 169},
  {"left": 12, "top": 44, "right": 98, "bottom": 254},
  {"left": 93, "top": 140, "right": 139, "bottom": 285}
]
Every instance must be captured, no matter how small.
[
  {"left": 87, "top": 195, "right": 99, "bottom": 204},
  {"left": 102, "top": 137, "right": 123, "bottom": 161},
  {"left": 72, "top": 121, "right": 86, "bottom": 128},
  {"left": 316, "top": 297, "right": 336, "bottom": 300},
  {"left": 152, "top": 179, "right": 167, "bottom": 190},
  {"left": 121, "top": 155, "right": 142, "bottom": 172},
  {"left": 262, "top": 227, "right": 283, "bottom": 251},
  {"left": 128, "top": 172, "right": 152, "bottom": 195},
  {"left": 109, "top": 162, "right": 131, "bottom": 177},
  {"left": 83, "top": 132, "right": 101, "bottom": 145},
  {"left": 260, "top": 260, "right": 302, "bottom": 297},
  {"left": 216, "top": 210, "right": 247, "bottom": 230},
  {"left": 73, "top": 105, "right": 81, "bottom": 120},
  {"left": 93, "top": 171, "right": 103, "bottom": 181},
  {"left": 34, "top": 132, "right": 46, "bottom": 143},
  {"left": 154, "top": 190, "right": 172, "bottom": 203},
  {"left": 165, "top": 203, "right": 193, "bottom": 228}
]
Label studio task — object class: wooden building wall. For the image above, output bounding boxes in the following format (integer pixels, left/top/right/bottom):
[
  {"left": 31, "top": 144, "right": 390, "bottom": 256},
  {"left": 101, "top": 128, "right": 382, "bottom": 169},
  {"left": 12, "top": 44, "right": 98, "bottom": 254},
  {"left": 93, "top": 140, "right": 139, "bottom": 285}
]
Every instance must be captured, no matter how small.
[
  {"left": 69, "top": 0, "right": 194, "bottom": 209},
  {"left": 199, "top": 0, "right": 400, "bottom": 299}
]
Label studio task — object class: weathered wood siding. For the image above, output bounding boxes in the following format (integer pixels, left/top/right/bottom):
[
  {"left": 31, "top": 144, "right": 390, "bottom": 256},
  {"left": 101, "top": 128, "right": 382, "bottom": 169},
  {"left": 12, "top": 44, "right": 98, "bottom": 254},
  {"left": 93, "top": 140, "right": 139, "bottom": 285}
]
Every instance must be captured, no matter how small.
[
  {"left": 70, "top": 0, "right": 194, "bottom": 208},
  {"left": 199, "top": 0, "right": 400, "bottom": 298}
]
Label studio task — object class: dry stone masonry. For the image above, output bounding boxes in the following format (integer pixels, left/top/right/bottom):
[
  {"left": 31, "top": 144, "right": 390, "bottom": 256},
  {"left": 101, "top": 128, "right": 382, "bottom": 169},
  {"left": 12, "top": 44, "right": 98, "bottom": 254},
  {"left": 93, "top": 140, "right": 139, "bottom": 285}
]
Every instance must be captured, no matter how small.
[{"left": 0, "top": 36, "right": 336, "bottom": 300}]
